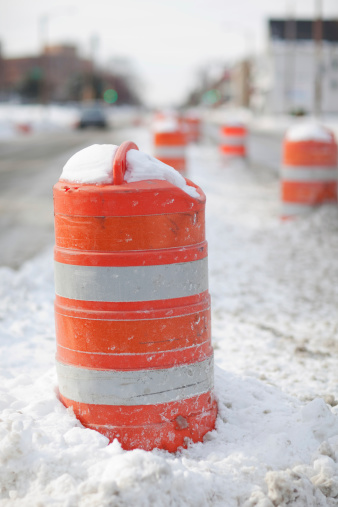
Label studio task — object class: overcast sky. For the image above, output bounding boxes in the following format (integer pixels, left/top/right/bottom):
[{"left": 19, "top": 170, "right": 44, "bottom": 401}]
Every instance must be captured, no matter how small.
[{"left": 1, "top": 0, "right": 337, "bottom": 106}]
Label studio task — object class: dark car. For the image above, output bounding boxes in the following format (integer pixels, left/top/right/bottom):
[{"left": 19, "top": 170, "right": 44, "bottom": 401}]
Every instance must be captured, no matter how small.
[{"left": 77, "top": 106, "right": 108, "bottom": 129}]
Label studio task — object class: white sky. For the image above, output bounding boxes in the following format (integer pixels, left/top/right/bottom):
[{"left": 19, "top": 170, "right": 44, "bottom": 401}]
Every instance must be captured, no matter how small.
[{"left": 0, "top": 0, "right": 337, "bottom": 106}]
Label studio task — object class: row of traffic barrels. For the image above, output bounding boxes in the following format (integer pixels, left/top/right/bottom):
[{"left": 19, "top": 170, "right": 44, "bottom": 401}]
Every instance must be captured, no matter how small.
[
  {"left": 151, "top": 114, "right": 248, "bottom": 176},
  {"left": 153, "top": 113, "right": 338, "bottom": 219},
  {"left": 218, "top": 119, "right": 338, "bottom": 219}
]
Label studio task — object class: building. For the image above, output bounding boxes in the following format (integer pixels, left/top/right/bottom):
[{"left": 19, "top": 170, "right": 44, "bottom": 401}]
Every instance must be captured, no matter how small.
[
  {"left": 0, "top": 44, "right": 93, "bottom": 101},
  {"left": 257, "top": 19, "right": 338, "bottom": 115}
]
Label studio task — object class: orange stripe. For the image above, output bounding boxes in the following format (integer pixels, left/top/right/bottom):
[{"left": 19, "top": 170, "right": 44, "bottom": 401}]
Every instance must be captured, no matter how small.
[
  {"left": 282, "top": 181, "right": 337, "bottom": 203},
  {"left": 54, "top": 179, "right": 203, "bottom": 217},
  {"left": 154, "top": 132, "right": 187, "bottom": 146},
  {"left": 55, "top": 211, "right": 204, "bottom": 251},
  {"left": 221, "top": 126, "right": 246, "bottom": 136},
  {"left": 56, "top": 341, "right": 213, "bottom": 370},
  {"left": 283, "top": 140, "right": 337, "bottom": 167},
  {"left": 220, "top": 145, "right": 246, "bottom": 156},
  {"left": 54, "top": 241, "right": 207, "bottom": 267},
  {"left": 55, "top": 294, "right": 209, "bottom": 319},
  {"left": 55, "top": 306, "right": 210, "bottom": 354}
]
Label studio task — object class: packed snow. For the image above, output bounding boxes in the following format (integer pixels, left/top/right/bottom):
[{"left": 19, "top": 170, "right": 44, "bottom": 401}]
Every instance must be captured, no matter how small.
[
  {"left": 61, "top": 144, "right": 119, "bottom": 184},
  {"left": 284, "top": 121, "right": 334, "bottom": 143},
  {"left": 125, "top": 149, "right": 199, "bottom": 198},
  {"left": 1, "top": 135, "right": 338, "bottom": 506},
  {"left": 61, "top": 144, "right": 199, "bottom": 198}
]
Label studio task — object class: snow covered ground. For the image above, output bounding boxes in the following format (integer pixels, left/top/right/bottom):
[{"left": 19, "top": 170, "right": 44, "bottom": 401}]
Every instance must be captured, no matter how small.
[{"left": 1, "top": 131, "right": 338, "bottom": 506}]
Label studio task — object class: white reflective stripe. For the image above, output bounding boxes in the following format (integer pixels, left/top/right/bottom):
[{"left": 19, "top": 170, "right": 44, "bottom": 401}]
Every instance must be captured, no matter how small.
[
  {"left": 220, "top": 134, "right": 246, "bottom": 146},
  {"left": 281, "top": 165, "right": 338, "bottom": 182},
  {"left": 58, "top": 340, "right": 210, "bottom": 356},
  {"left": 56, "top": 305, "right": 211, "bottom": 321},
  {"left": 56, "top": 356, "right": 214, "bottom": 405},
  {"left": 281, "top": 202, "right": 317, "bottom": 216},
  {"left": 154, "top": 146, "right": 186, "bottom": 158},
  {"left": 54, "top": 258, "right": 208, "bottom": 302}
]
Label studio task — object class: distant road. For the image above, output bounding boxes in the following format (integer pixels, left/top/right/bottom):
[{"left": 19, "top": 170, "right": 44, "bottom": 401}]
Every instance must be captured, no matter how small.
[{"left": 0, "top": 128, "right": 126, "bottom": 268}]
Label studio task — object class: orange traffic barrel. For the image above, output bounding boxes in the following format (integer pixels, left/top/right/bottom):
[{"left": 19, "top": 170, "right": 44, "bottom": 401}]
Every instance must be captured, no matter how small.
[
  {"left": 53, "top": 141, "right": 217, "bottom": 452},
  {"left": 220, "top": 123, "right": 247, "bottom": 157},
  {"left": 153, "top": 124, "right": 187, "bottom": 175},
  {"left": 183, "top": 115, "right": 201, "bottom": 143},
  {"left": 281, "top": 123, "right": 338, "bottom": 218}
]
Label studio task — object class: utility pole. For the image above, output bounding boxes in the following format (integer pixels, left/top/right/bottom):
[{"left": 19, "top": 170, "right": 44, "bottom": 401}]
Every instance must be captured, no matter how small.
[
  {"left": 284, "top": 1, "right": 297, "bottom": 114},
  {"left": 39, "top": 14, "right": 49, "bottom": 103},
  {"left": 313, "top": 0, "right": 323, "bottom": 117}
]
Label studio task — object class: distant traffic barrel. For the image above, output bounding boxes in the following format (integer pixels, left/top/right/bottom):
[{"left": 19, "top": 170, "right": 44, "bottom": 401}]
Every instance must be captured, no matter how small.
[
  {"left": 53, "top": 141, "right": 217, "bottom": 452},
  {"left": 184, "top": 115, "right": 201, "bottom": 143},
  {"left": 281, "top": 122, "right": 338, "bottom": 218},
  {"left": 153, "top": 125, "right": 187, "bottom": 175},
  {"left": 220, "top": 123, "right": 247, "bottom": 157}
]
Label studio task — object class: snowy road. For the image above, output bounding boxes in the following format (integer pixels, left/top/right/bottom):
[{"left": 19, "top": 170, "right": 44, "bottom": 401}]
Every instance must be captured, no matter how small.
[{"left": 1, "top": 128, "right": 338, "bottom": 506}]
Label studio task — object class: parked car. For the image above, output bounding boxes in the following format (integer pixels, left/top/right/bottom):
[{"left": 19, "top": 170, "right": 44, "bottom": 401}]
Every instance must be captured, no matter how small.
[{"left": 77, "top": 106, "right": 108, "bottom": 129}]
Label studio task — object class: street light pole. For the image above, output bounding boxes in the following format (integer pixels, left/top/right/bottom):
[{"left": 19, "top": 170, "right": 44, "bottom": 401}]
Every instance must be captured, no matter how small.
[
  {"left": 313, "top": 0, "right": 323, "bottom": 117},
  {"left": 284, "top": 0, "right": 297, "bottom": 114}
]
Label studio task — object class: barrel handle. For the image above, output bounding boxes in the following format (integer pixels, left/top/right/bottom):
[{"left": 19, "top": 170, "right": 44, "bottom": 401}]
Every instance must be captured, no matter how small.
[{"left": 113, "top": 141, "right": 139, "bottom": 185}]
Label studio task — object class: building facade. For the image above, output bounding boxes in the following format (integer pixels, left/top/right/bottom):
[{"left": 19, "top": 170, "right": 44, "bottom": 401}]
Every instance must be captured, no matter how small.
[
  {"left": 261, "top": 19, "right": 338, "bottom": 115},
  {"left": 0, "top": 45, "right": 93, "bottom": 101}
]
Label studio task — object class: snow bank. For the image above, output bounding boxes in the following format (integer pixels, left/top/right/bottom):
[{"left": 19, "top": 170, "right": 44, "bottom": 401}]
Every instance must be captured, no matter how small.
[
  {"left": 2, "top": 358, "right": 338, "bottom": 506},
  {"left": 60, "top": 144, "right": 199, "bottom": 198},
  {"left": 286, "top": 121, "right": 333, "bottom": 143}
]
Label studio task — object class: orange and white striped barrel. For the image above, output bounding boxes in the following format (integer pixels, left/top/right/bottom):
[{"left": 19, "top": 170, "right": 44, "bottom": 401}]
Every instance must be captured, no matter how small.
[
  {"left": 184, "top": 116, "right": 201, "bottom": 143},
  {"left": 281, "top": 124, "right": 338, "bottom": 218},
  {"left": 153, "top": 128, "right": 187, "bottom": 175},
  {"left": 220, "top": 123, "right": 247, "bottom": 157},
  {"left": 53, "top": 141, "right": 217, "bottom": 452}
]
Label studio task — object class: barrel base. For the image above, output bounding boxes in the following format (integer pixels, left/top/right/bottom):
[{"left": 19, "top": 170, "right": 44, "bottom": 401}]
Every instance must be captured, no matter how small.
[
  {"left": 59, "top": 391, "right": 217, "bottom": 452},
  {"left": 86, "top": 405, "right": 217, "bottom": 452}
]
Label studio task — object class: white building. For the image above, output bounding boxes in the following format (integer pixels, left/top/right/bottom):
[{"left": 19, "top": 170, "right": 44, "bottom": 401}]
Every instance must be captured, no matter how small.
[{"left": 255, "top": 19, "right": 338, "bottom": 115}]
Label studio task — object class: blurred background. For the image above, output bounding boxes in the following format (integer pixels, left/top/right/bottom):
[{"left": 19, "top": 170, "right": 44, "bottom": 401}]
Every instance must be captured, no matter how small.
[
  {"left": 1, "top": 0, "right": 337, "bottom": 111},
  {"left": 0, "top": 0, "right": 337, "bottom": 267}
]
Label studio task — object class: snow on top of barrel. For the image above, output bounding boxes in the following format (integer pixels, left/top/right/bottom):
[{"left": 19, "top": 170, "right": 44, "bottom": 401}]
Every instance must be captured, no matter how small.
[
  {"left": 60, "top": 144, "right": 199, "bottom": 198},
  {"left": 61, "top": 144, "right": 119, "bottom": 184},
  {"left": 286, "top": 121, "right": 333, "bottom": 143},
  {"left": 152, "top": 118, "right": 179, "bottom": 133},
  {"left": 125, "top": 149, "right": 199, "bottom": 198}
]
